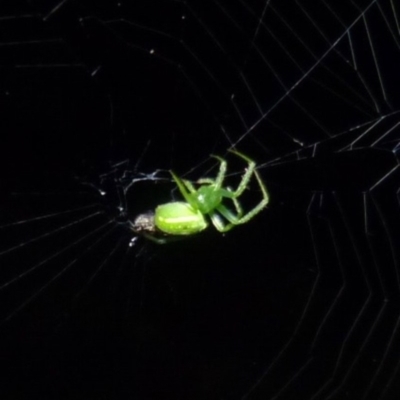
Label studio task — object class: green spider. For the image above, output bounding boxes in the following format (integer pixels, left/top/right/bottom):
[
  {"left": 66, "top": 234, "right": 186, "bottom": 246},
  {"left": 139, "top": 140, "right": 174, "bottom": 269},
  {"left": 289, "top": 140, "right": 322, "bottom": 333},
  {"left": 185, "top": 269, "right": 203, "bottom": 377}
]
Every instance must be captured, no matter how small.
[{"left": 129, "top": 150, "right": 269, "bottom": 244}]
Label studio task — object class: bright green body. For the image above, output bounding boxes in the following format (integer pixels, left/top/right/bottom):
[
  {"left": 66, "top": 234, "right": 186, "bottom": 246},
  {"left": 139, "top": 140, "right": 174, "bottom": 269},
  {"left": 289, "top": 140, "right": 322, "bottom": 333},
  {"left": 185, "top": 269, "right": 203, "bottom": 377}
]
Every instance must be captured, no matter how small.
[
  {"left": 155, "top": 202, "right": 208, "bottom": 235},
  {"left": 130, "top": 150, "right": 269, "bottom": 243}
]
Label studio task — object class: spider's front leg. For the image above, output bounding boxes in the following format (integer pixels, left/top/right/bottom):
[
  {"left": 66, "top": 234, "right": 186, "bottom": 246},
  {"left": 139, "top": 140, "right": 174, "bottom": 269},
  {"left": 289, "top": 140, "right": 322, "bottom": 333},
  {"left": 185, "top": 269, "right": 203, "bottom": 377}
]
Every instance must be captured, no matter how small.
[
  {"left": 170, "top": 171, "right": 194, "bottom": 204},
  {"left": 209, "top": 155, "right": 227, "bottom": 189},
  {"left": 232, "top": 151, "right": 269, "bottom": 224},
  {"left": 213, "top": 150, "right": 269, "bottom": 231},
  {"left": 228, "top": 150, "right": 257, "bottom": 197}
]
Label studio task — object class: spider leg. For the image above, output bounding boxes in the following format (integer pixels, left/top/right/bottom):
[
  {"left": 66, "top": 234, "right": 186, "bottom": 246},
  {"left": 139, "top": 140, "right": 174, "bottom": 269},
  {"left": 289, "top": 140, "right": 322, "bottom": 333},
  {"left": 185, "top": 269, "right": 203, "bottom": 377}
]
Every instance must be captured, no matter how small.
[
  {"left": 231, "top": 195, "right": 243, "bottom": 217},
  {"left": 221, "top": 170, "right": 269, "bottom": 227},
  {"left": 197, "top": 178, "right": 215, "bottom": 185},
  {"left": 212, "top": 151, "right": 269, "bottom": 231},
  {"left": 213, "top": 192, "right": 268, "bottom": 232},
  {"left": 210, "top": 154, "right": 227, "bottom": 189},
  {"left": 209, "top": 204, "right": 239, "bottom": 232},
  {"left": 142, "top": 232, "right": 170, "bottom": 244},
  {"left": 196, "top": 180, "right": 242, "bottom": 213},
  {"left": 170, "top": 171, "right": 194, "bottom": 204},
  {"left": 229, "top": 150, "right": 269, "bottom": 217},
  {"left": 182, "top": 179, "right": 197, "bottom": 193},
  {"left": 209, "top": 212, "right": 227, "bottom": 232},
  {"left": 228, "top": 150, "right": 257, "bottom": 197},
  {"left": 219, "top": 187, "right": 243, "bottom": 217},
  {"left": 142, "top": 232, "right": 184, "bottom": 245},
  {"left": 196, "top": 179, "right": 243, "bottom": 213},
  {"left": 232, "top": 170, "right": 269, "bottom": 225}
]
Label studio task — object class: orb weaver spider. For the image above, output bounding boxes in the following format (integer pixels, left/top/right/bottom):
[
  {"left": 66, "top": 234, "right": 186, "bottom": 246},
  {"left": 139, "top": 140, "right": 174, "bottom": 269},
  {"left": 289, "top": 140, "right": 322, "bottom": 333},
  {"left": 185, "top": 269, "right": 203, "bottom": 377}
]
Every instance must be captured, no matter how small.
[{"left": 129, "top": 150, "right": 269, "bottom": 244}]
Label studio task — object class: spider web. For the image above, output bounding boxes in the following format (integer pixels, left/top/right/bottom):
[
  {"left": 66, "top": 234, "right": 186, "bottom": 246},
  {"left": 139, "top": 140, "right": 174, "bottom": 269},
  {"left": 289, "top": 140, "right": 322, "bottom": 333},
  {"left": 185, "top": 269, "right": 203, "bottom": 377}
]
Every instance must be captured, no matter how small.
[{"left": 0, "top": 1, "right": 400, "bottom": 399}]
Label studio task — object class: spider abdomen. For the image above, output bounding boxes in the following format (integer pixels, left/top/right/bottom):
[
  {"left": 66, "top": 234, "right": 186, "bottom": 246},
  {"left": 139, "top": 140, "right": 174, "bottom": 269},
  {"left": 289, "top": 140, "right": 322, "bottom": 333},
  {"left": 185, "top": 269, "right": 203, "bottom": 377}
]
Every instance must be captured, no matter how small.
[{"left": 155, "top": 201, "right": 208, "bottom": 235}]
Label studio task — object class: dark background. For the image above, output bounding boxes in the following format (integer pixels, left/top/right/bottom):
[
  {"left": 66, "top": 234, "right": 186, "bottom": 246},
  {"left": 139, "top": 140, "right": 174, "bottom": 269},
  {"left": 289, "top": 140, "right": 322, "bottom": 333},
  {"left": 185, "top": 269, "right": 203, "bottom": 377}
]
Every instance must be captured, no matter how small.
[{"left": 0, "top": 1, "right": 400, "bottom": 399}]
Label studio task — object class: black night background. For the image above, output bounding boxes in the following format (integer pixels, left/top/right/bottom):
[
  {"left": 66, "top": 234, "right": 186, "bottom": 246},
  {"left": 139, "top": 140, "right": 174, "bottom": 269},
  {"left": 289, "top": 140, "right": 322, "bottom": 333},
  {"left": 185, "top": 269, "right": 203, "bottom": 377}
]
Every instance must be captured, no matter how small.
[{"left": 0, "top": 1, "right": 400, "bottom": 399}]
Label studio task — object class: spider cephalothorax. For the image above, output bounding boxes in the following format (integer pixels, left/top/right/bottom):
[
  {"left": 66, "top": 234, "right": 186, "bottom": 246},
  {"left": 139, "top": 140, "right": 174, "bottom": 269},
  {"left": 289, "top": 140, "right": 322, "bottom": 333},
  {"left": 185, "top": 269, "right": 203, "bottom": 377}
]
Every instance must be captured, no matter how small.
[{"left": 130, "top": 150, "right": 269, "bottom": 243}]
